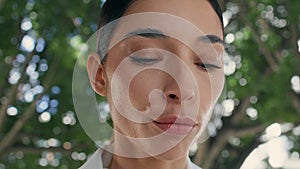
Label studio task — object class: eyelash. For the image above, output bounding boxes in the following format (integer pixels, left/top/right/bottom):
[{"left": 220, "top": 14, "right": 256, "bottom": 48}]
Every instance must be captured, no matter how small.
[
  {"left": 129, "top": 56, "right": 162, "bottom": 65},
  {"left": 195, "top": 62, "right": 221, "bottom": 71},
  {"left": 129, "top": 56, "right": 221, "bottom": 71}
]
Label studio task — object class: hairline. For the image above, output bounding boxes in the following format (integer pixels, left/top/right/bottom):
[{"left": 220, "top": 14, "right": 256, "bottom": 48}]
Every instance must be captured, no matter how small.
[{"left": 98, "top": 0, "right": 224, "bottom": 63}]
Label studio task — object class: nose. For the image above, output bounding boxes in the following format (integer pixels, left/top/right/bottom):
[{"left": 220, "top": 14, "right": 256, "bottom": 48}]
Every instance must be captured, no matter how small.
[
  {"left": 165, "top": 85, "right": 195, "bottom": 103},
  {"left": 160, "top": 45, "right": 198, "bottom": 104}
]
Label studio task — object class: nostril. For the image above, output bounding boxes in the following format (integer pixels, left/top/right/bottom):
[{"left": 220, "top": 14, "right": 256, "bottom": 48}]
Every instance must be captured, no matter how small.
[{"left": 169, "top": 94, "right": 179, "bottom": 100}]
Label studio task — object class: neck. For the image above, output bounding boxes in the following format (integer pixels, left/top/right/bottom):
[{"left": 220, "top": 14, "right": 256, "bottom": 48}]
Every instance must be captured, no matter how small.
[
  {"left": 109, "top": 155, "right": 188, "bottom": 169},
  {"left": 109, "top": 128, "right": 191, "bottom": 169}
]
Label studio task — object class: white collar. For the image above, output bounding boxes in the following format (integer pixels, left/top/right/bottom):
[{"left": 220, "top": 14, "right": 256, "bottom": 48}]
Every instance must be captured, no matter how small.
[{"left": 79, "top": 148, "right": 202, "bottom": 169}]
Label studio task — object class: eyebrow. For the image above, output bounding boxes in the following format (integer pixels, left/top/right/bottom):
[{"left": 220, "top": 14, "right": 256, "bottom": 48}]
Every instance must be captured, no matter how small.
[
  {"left": 124, "top": 28, "right": 224, "bottom": 45},
  {"left": 198, "top": 35, "right": 224, "bottom": 45},
  {"left": 125, "top": 28, "right": 167, "bottom": 39}
]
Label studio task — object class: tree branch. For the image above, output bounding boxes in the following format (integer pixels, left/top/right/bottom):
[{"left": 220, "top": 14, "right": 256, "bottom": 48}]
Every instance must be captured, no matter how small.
[
  {"left": 0, "top": 52, "right": 34, "bottom": 132},
  {"left": 233, "top": 135, "right": 261, "bottom": 169},
  {"left": 202, "top": 130, "right": 232, "bottom": 169},
  {"left": 0, "top": 58, "right": 59, "bottom": 156},
  {"left": 231, "top": 96, "right": 251, "bottom": 125},
  {"left": 285, "top": 0, "right": 300, "bottom": 58},
  {"left": 290, "top": 91, "right": 300, "bottom": 116},
  {"left": 234, "top": 125, "right": 266, "bottom": 138},
  {"left": 0, "top": 94, "right": 43, "bottom": 155},
  {"left": 197, "top": 1, "right": 299, "bottom": 169},
  {"left": 238, "top": 1, "right": 279, "bottom": 72},
  {"left": 289, "top": 25, "right": 300, "bottom": 58},
  {"left": 193, "top": 140, "right": 209, "bottom": 166},
  {"left": 0, "top": 0, "right": 6, "bottom": 10},
  {"left": 202, "top": 125, "right": 266, "bottom": 169}
]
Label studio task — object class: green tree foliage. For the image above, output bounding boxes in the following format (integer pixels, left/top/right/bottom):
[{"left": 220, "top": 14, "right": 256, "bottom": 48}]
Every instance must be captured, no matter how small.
[
  {"left": 192, "top": 1, "right": 300, "bottom": 169},
  {"left": 0, "top": 0, "right": 299, "bottom": 169},
  {"left": 0, "top": 0, "right": 100, "bottom": 168}
]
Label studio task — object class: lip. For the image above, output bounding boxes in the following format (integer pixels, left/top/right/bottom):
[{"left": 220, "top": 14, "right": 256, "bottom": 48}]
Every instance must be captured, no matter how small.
[{"left": 153, "top": 115, "right": 197, "bottom": 135}]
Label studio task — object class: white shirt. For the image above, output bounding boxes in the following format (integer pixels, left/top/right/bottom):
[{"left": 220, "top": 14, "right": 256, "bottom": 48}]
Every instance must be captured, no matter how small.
[{"left": 79, "top": 148, "right": 202, "bottom": 169}]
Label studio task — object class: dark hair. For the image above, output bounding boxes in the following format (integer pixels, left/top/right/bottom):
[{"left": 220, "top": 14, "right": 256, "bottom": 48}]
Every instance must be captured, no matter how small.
[{"left": 97, "top": 0, "right": 224, "bottom": 62}]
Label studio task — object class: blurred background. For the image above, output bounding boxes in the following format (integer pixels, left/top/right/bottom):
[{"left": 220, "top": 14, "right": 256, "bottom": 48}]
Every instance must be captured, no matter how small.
[{"left": 0, "top": 0, "right": 299, "bottom": 168}]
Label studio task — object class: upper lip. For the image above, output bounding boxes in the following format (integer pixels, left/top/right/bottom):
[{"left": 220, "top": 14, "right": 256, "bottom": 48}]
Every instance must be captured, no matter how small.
[{"left": 153, "top": 115, "right": 197, "bottom": 126}]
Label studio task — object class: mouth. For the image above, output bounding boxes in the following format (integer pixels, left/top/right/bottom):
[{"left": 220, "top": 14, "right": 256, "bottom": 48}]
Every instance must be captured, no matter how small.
[{"left": 153, "top": 115, "right": 197, "bottom": 135}]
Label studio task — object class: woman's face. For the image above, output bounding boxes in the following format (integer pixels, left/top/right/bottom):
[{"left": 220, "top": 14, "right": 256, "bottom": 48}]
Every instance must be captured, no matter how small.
[{"left": 91, "top": 0, "right": 224, "bottom": 159}]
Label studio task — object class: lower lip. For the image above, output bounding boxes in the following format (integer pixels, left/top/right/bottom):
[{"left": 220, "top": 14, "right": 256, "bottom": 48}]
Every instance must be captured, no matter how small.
[{"left": 153, "top": 122, "right": 195, "bottom": 135}]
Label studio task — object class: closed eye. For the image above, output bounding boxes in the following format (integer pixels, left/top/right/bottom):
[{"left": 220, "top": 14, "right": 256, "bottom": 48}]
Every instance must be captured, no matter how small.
[
  {"left": 195, "top": 62, "right": 221, "bottom": 71},
  {"left": 129, "top": 56, "right": 162, "bottom": 65}
]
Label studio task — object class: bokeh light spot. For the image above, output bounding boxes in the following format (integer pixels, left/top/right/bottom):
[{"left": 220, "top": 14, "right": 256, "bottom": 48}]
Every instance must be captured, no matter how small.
[
  {"left": 225, "top": 33, "right": 235, "bottom": 44},
  {"left": 7, "top": 106, "right": 18, "bottom": 116},
  {"left": 246, "top": 107, "right": 258, "bottom": 120},
  {"left": 21, "top": 18, "right": 32, "bottom": 31},
  {"left": 62, "top": 111, "right": 76, "bottom": 125},
  {"left": 8, "top": 69, "right": 21, "bottom": 84},
  {"left": 24, "top": 91, "right": 34, "bottom": 102},
  {"left": 291, "top": 75, "right": 300, "bottom": 94},
  {"left": 222, "top": 99, "right": 235, "bottom": 116},
  {"left": 21, "top": 35, "right": 35, "bottom": 52},
  {"left": 16, "top": 54, "right": 26, "bottom": 63},
  {"left": 239, "top": 78, "right": 247, "bottom": 86},
  {"left": 250, "top": 96, "right": 258, "bottom": 104},
  {"left": 63, "top": 142, "right": 72, "bottom": 150},
  {"left": 50, "top": 99, "right": 59, "bottom": 107},
  {"left": 266, "top": 123, "right": 282, "bottom": 139},
  {"left": 51, "top": 86, "right": 61, "bottom": 95},
  {"left": 39, "top": 112, "right": 51, "bottom": 123},
  {"left": 38, "top": 158, "right": 48, "bottom": 167},
  {"left": 223, "top": 53, "right": 236, "bottom": 76}
]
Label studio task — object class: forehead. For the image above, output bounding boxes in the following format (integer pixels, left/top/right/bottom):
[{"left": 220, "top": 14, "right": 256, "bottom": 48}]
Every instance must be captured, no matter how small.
[{"left": 123, "top": 0, "right": 223, "bottom": 38}]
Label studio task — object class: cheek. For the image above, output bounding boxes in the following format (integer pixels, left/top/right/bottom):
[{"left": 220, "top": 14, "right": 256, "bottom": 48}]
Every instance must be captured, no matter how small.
[
  {"left": 196, "top": 71, "right": 224, "bottom": 112},
  {"left": 128, "top": 69, "right": 165, "bottom": 110},
  {"left": 195, "top": 76, "right": 212, "bottom": 116},
  {"left": 209, "top": 70, "right": 225, "bottom": 101}
]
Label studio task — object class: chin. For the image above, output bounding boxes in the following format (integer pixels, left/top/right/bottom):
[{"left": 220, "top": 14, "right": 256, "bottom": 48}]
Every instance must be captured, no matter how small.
[
  {"left": 156, "top": 133, "right": 198, "bottom": 161},
  {"left": 153, "top": 126, "right": 199, "bottom": 160}
]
